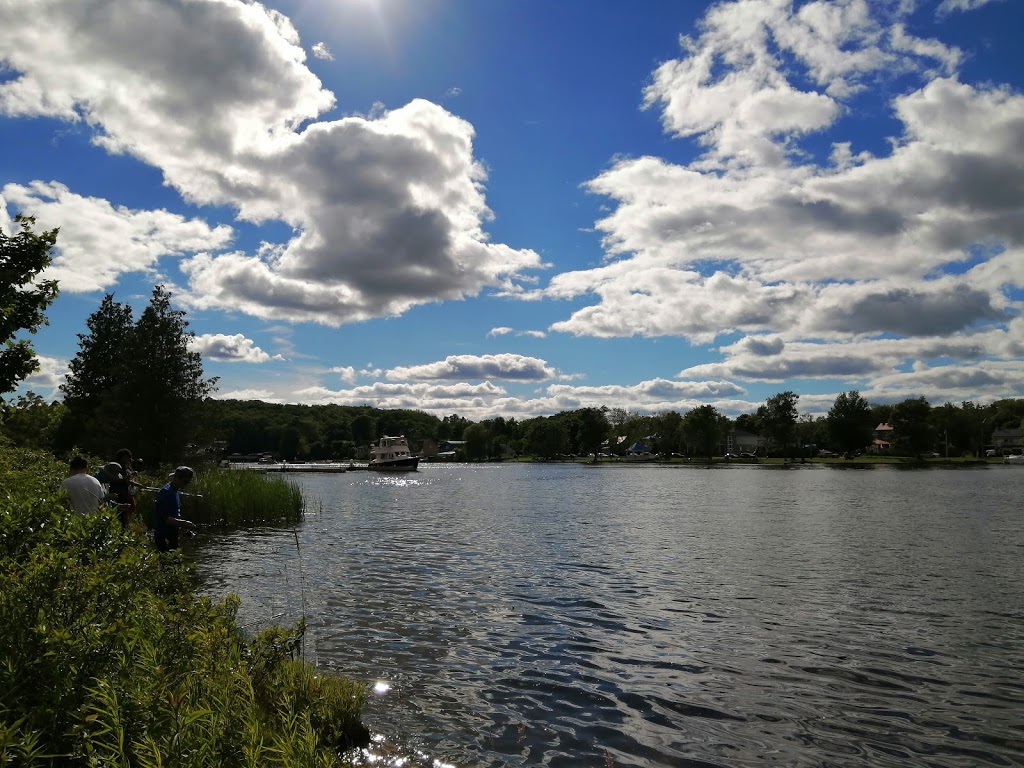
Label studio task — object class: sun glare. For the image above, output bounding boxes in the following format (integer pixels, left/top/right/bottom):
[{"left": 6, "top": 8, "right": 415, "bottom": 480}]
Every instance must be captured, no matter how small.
[{"left": 294, "top": 0, "right": 429, "bottom": 60}]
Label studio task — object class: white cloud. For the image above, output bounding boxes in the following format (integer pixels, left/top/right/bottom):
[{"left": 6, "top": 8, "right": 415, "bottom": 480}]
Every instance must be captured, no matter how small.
[
  {"left": 551, "top": 1, "right": 1024, "bottom": 405},
  {"left": 214, "top": 388, "right": 283, "bottom": 402},
  {"left": 680, "top": 318, "right": 1024, "bottom": 385},
  {"left": 190, "top": 333, "right": 282, "bottom": 363},
  {"left": 487, "top": 326, "right": 546, "bottom": 338},
  {"left": 0, "top": 0, "right": 542, "bottom": 324},
  {"left": 279, "top": 375, "right": 755, "bottom": 422},
  {"left": 385, "top": 354, "right": 558, "bottom": 382},
  {"left": 16, "top": 355, "right": 68, "bottom": 400},
  {"left": 311, "top": 42, "right": 334, "bottom": 61},
  {"left": 936, "top": 0, "right": 1001, "bottom": 15},
  {"left": 1, "top": 182, "right": 233, "bottom": 293},
  {"left": 329, "top": 365, "right": 358, "bottom": 384}
]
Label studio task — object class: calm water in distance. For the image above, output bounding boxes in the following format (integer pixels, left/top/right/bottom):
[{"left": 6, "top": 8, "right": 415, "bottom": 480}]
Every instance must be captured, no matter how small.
[{"left": 194, "top": 462, "right": 1024, "bottom": 767}]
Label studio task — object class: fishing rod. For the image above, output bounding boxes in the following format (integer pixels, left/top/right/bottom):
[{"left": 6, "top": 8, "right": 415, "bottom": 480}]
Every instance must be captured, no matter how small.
[{"left": 133, "top": 483, "right": 204, "bottom": 499}]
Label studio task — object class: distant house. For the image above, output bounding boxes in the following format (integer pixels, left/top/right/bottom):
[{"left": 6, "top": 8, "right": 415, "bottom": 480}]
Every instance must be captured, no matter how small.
[
  {"left": 870, "top": 423, "right": 894, "bottom": 453},
  {"left": 991, "top": 427, "right": 1024, "bottom": 449},
  {"left": 600, "top": 435, "right": 629, "bottom": 454},
  {"left": 725, "top": 429, "right": 764, "bottom": 455},
  {"left": 627, "top": 441, "right": 650, "bottom": 455}
]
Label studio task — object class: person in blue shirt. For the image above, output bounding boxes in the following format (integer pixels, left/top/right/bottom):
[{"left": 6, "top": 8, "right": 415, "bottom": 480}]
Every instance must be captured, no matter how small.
[{"left": 153, "top": 466, "right": 197, "bottom": 551}]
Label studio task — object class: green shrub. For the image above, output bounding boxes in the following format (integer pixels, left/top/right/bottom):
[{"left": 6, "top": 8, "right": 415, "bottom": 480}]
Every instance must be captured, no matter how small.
[{"left": 0, "top": 446, "right": 366, "bottom": 767}]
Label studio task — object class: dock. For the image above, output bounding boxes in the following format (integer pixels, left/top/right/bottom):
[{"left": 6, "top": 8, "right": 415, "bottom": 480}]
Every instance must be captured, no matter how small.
[{"left": 224, "top": 462, "right": 352, "bottom": 473}]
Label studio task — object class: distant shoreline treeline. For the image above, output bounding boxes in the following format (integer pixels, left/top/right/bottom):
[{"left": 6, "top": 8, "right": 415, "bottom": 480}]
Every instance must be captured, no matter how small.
[
  {"left": 3, "top": 390, "right": 1023, "bottom": 465},
  {"left": 188, "top": 394, "right": 1024, "bottom": 463}
]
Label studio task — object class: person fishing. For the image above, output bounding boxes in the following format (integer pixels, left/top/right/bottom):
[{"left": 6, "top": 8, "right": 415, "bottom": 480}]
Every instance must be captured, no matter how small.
[
  {"left": 59, "top": 456, "right": 106, "bottom": 515},
  {"left": 107, "top": 448, "right": 138, "bottom": 528},
  {"left": 152, "top": 466, "right": 198, "bottom": 552}
]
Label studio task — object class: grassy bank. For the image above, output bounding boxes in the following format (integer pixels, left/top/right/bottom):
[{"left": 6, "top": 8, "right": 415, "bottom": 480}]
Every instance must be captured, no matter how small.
[{"left": 0, "top": 446, "right": 366, "bottom": 767}]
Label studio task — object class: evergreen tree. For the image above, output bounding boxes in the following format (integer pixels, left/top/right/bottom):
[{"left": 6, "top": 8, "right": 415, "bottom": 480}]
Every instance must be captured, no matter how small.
[
  {"left": 58, "top": 294, "right": 135, "bottom": 453},
  {"left": 0, "top": 216, "right": 60, "bottom": 399},
  {"left": 126, "top": 286, "right": 217, "bottom": 463},
  {"left": 60, "top": 286, "right": 216, "bottom": 463}
]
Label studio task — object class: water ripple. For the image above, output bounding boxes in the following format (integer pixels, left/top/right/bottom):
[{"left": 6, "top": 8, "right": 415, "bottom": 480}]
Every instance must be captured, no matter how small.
[{"left": 195, "top": 463, "right": 1024, "bottom": 767}]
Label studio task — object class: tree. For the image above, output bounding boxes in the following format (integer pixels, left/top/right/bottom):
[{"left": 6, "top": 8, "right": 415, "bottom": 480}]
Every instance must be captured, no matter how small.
[
  {"left": 60, "top": 286, "right": 216, "bottom": 463},
  {"left": 0, "top": 391, "right": 67, "bottom": 450},
  {"left": 129, "top": 286, "right": 218, "bottom": 463},
  {"left": 573, "top": 407, "right": 609, "bottom": 459},
  {"left": 797, "top": 414, "right": 828, "bottom": 456},
  {"left": 462, "top": 423, "right": 488, "bottom": 461},
  {"left": 757, "top": 391, "right": 799, "bottom": 457},
  {"left": 0, "top": 216, "right": 60, "bottom": 399},
  {"left": 350, "top": 413, "right": 376, "bottom": 449},
  {"left": 827, "top": 390, "right": 873, "bottom": 455},
  {"left": 656, "top": 410, "right": 684, "bottom": 455},
  {"left": 683, "top": 405, "right": 726, "bottom": 461},
  {"left": 890, "top": 397, "right": 935, "bottom": 457},
  {"left": 523, "top": 417, "right": 567, "bottom": 459},
  {"left": 58, "top": 295, "right": 135, "bottom": 453},
  {"left": 734, "top": 413, "right": 761, "bottom": 434}
]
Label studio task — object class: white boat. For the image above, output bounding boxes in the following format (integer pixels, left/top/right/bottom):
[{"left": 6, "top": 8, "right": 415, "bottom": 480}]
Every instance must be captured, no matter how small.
[
  {"left": 1004, "top": 454, "right": 1024, "bottom": 465},
  {"left": 368, "top": 435, "right": 420, "bottom": 471}
]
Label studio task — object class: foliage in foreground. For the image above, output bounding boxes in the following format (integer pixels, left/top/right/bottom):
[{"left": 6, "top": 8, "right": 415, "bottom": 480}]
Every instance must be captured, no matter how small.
[
  {"left": 0, "top": 447, "right": 366, "bottom": 767},
  {"left": 0, "top": 216, "right": 60, "bottom": 400}
]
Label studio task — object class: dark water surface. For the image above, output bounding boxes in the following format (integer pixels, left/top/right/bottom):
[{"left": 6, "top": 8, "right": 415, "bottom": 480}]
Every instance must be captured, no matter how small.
[{"left": 194, "top": 463, "right": 1024, "bottom": 767}]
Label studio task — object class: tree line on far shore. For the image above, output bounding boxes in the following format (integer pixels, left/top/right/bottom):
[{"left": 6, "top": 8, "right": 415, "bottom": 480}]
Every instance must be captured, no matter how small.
[{"left": 2, "top": 217, "right": 1023, "bottom": 465}]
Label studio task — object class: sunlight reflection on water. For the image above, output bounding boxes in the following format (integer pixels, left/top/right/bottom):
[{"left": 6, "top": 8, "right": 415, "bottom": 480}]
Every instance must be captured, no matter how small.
[{"left": 196, "top": 463, "right": 1024, "bottom": 767}]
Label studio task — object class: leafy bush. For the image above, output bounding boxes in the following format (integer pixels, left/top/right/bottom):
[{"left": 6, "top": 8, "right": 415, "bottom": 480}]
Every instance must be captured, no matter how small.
[{"left": 0, "top": 446, "right": 366, "bottom": 767}]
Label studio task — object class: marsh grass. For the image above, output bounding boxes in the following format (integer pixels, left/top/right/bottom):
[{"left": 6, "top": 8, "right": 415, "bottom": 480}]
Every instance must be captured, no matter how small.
[
  {"left": 1, "top": 446, "right": 367, "bottom": 766},
  {"left": 146, "top": 469, "right": 306, "bottom": 528}
]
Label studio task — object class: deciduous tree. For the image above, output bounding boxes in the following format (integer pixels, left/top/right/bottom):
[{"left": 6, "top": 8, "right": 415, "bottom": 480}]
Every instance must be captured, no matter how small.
[
  {"left": 683, "top": 404, "right": 726, "bottom": 461},
  {"left": 827, "top": 390, "right": 873, "bottom": 455},
  {"left": 0, "top": 216, "right": 59, "bottom": 399},
  {"left": 757, "top": 391, "right": 800, "bottom": 457},
  {"left": 890, "top": 397, "right": 935, "bottom": 457},
  {"left": 573, "top": 407, "right": 609, "bottom": 459},
  {"left": 0, "top": 391, "right": 66, "bottom": 450}
]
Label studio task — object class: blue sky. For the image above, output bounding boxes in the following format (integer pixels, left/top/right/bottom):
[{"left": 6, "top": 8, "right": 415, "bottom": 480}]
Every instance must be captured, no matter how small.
[{"left": 2, "top": 0, "right": 1023, "bottom": 421}]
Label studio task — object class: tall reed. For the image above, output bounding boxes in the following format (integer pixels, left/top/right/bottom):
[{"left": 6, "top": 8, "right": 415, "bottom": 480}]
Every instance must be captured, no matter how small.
[{"left": 178, "top": 469, "right": 305, "bottom": 528}]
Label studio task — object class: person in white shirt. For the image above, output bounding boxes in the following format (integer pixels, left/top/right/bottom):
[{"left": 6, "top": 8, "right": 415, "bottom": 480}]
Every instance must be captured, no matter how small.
[{"left": 59, "top": 456, "right": 106, "bottom": 515}]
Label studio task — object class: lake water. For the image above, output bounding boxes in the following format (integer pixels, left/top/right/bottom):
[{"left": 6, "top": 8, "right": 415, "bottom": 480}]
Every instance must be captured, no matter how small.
[{"left": 193, "top": 462, "right": 1024, "bottom": 767}]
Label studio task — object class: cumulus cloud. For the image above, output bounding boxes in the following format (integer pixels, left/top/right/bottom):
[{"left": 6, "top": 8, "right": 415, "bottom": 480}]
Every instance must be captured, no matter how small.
[
  {"left": 190, "top": 333, "right": 283, "bottom": 363},
  {"left": 1, "top": 182, "right": 233, "bottom": 292},
  {"left": 682, "top": 321, "right": 1024, "bottom": 385},
  {"left": 214, "top": 388, "right": 283, "bottom": 402},
  {"left": 311, "top": 42, "right": 333, "bottom": 61},
  {"left": 546, "top": 0, "right": 1024, "bottom": 395},
  {"left": 281, "top": 375, "right": 754, "bottom": 422},
  {"left": 385, "top": 354, "right": 557, "bottom": 381},
  {"left": 0, "top": 0, "right": 542, "bottom": 324},
  {"left": 16, "top": 355, "right": 68, "bottom": 400},
  {"left": 329, "top": 365, "right": 358, "bottom": 384}
]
